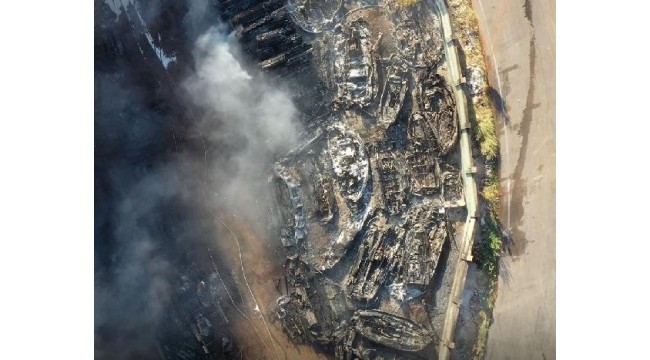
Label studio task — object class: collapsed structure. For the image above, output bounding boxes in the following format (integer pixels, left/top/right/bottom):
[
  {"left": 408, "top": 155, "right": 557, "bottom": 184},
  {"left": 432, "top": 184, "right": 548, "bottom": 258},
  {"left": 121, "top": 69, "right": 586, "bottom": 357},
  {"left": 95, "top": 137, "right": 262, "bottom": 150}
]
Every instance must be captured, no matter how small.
[{"left": 217, "top": 0, "right": 465, "bottom": 358}]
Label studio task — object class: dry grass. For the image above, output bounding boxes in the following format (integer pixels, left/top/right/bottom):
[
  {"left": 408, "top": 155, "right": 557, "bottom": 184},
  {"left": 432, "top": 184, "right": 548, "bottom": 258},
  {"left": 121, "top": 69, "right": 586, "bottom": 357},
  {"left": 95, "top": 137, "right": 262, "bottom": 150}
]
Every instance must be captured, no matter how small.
[
  {"left": 448, "top": 0, "right": 483, "bottom": 68},
  {"left": 446, "top": 2, "right": 503, "bottom": 357},
  {"left": 481, "top": 174, "right": 500, "bottom": 210},
  {"left": 447, "top": 0, "right": 499, "bottom": 162},
  {"left": 394, "top": 0, "right": 420, "bottom": 8},
  {"left": 473, "top": 95, "right": 499, "bottom": 161}
]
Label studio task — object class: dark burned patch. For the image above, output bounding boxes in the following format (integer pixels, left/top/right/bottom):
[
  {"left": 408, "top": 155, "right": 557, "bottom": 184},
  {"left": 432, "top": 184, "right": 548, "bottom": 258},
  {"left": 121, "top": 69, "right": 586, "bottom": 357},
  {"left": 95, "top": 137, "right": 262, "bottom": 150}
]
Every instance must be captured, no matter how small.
[{"left": 97, "top": 0, "right": 470, "bottom": 358}]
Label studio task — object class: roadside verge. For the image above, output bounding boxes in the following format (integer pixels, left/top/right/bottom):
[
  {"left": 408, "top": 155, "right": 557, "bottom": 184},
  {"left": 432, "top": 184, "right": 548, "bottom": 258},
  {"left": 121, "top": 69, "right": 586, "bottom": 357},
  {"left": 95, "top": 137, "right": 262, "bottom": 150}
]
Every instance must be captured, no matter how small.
[{"left": 429, "top": 0, "right": 480, "bottom": 358}]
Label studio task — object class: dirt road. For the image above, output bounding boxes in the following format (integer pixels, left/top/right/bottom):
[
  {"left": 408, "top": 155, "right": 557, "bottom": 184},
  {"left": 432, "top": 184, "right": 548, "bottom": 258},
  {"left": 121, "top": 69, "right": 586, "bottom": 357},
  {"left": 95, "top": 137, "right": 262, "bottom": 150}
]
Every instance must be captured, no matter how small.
[{"left": 472, "top": 0, "right": 555, "bottom": 358}]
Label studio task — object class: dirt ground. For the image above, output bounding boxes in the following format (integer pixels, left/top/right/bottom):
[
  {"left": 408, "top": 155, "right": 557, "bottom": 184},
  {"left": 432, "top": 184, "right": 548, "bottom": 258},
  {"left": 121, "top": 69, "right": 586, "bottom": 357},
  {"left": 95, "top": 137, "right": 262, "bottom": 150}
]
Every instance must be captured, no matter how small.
[
  {"left": 472, "top": 0, "right": 556, "bottom": 358},
  {"left": 212, "top": 213, "right": 332, "bottom": 360}
]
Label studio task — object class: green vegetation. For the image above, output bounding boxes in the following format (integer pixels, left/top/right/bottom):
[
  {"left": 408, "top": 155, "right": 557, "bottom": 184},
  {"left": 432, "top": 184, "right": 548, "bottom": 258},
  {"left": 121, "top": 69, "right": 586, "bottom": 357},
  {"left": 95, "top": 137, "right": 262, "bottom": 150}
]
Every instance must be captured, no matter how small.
[
  {"left": 472, "top": 96, "right": 499, "bottom": 161},
  {"left": 472, "top": 208, "right": 501, "bottom": 359},
  {"left": 446, "top": 0, "right": 502, "bottom": 276},
  {"left": 476, "top": 210, "right": 502, "bottom": 276},
  {"left": 447, "top": 0, "right": 499, "bottom": 161},
  {"left": 470, "top": 184, "right": 502, "bottom": 360},
  {"left": 447, "top": 0, "right": 483, "bottom": 66},
  {"left": 446, "top": 1, "right": 503, "bottom": 357},
  {"left": 446, "top": 0, "right": 502, "bottom": 274}
]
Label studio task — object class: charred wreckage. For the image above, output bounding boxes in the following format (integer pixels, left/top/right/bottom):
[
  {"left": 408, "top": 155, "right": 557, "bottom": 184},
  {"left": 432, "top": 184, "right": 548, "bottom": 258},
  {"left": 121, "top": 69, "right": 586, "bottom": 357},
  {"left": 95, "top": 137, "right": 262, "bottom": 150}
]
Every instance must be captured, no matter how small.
[{"left": 218, "top": 0, "right": 463, "bottom": 358}]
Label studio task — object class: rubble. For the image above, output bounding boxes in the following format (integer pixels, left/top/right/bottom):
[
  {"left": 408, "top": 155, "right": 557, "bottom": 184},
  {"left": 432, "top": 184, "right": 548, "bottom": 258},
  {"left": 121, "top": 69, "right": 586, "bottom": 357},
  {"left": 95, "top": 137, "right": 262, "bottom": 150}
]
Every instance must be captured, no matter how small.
[
  {"left": 272, "top": 122, "right": 373, "bottom": 270},
  {"left": 388, "top": 282, "right": 423, "bottom": 302},
  {"left": 375, "top": 141, "right": 409, "bottom": 215},
  {"left": 391, "top": 3, "right": 444, "bottom": 68},
  {"left": 407, "top": 148, "right": 441, "bottom": 197},
  {"left": 400, "top": 204, "right": 448, "bottom": 287},
  {"left": 333, "top": 19, "right": 379, "bottom": 110},
  {"left": 414, "top": 69, "right": 459, "bottom": 155},
  {"left": 214, "top": 1, "right": 469, "bottom": 358},
  {"left": 346, "top": 213, "right": 399, "bottom": 302},
  {"left": 327, "top": 123, "right": 370, "bottom": 203},
  {"left": 334, "top": 328, "right": 424, "bottom": 360},
  {"left": 442, "top": 170, "right": 465, "bottom": 207},
  {"left": 276, "top": 257, "right": 348, "bottom": 344},
  {"left": 94, "top": 1, "right": 473, "bottom": 358},
  {"left": 379, "top": 59, "right": 409, "bottom": 127},
  {"left": 287, "top": 0, "right": 342, "bottom": 33},
  {"left": 352, "top": 309, "right": 434, "bottom": 352},
  {"left": 345, "top": 203, "right": 449, "bottom": 302}
]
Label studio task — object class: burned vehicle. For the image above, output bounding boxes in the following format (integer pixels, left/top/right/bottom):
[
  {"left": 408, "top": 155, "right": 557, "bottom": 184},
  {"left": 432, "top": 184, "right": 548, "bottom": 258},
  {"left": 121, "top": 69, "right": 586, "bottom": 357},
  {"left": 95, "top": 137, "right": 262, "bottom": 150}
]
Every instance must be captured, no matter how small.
[{"left": 219, "top": 0, "right": 466, "bottom": 358}]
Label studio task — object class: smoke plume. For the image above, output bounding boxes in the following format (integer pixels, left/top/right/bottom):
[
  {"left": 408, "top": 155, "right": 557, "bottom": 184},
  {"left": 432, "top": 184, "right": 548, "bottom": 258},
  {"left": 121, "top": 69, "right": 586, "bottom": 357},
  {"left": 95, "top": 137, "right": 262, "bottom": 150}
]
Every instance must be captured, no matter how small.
[
  {"left": 95, "top": 1, "right": 300, "bottom": 356},
  {"left": 183, "top": 27, "right": 300, "bottom": 216}
]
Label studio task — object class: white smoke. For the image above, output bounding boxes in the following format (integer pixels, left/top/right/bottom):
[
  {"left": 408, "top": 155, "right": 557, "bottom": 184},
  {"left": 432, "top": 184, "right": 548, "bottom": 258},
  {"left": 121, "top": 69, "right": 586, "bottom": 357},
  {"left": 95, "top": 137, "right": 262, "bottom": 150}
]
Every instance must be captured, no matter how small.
[
  {"left": 183, "top": 27, "right": 300, "bottom": 216},
  {"left": 94, "top": 16, "right": 301, "bottom": 357}
]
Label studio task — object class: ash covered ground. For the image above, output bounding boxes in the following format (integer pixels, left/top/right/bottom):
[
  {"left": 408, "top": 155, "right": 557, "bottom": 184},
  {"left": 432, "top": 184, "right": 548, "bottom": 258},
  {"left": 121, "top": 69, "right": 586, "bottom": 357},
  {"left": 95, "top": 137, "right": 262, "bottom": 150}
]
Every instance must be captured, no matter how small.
[{"left": 95, "top": 0, "right": 467, "bottom": 359}]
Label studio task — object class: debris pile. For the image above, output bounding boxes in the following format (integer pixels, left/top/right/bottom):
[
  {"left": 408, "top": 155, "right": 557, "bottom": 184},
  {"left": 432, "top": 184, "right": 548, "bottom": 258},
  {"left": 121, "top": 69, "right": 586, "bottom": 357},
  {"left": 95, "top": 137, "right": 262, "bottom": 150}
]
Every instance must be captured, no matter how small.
[
  {"left": 346, "top": 203, "right": 448, "bottom": 303},
  {"left": 287, "top": 0, "right": 343, "bottom": 33},
  {"left": 414, "top": 70, "right": 459, "bottom": 156},
  {"left": 216, "top": 1, "right": 468, "bottom": 358},
  {"left": 272, "top": 122, "right": 373, "bottom": 271},
  {"left": 353, "top": 310, "right": 435, "bottom": 352},
  {"left": 379, "top": 59, "right": 409, "bottom": 127},
  {"left": 333, "top": 19, "right": 379, "bottom": 110}
]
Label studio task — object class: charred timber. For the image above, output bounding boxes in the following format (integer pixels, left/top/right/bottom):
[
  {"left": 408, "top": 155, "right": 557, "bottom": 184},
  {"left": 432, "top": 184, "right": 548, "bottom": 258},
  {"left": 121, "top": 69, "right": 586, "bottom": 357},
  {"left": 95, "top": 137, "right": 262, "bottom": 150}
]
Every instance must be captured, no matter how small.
[
  {"left": 218, "top": 0, "right": 248, "bottom": 19},
  {"left": 286, "top": 47, "right": 313, "bottom": 68},
  {"left": 256, "top": 27, "right": 294, "bottom": 47},
  {"left": 231, "top": 0, "right": 285, "bottom": 27},
  {"left": 285, "top": 42, "right": 312, "bottom": 58},
  {"left": 235, "top": 7, "right": 290, "bottom": 41},
  {"left": 260, "top": 53, "right": 287, "bottom": 70},
  {"left": 256, "top": 46, "right": 277, "bottom": 61}
]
